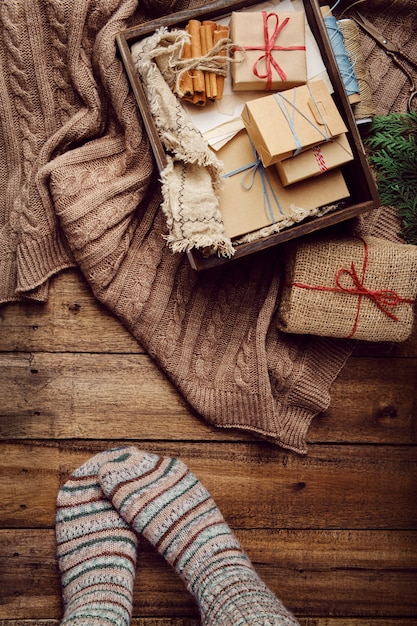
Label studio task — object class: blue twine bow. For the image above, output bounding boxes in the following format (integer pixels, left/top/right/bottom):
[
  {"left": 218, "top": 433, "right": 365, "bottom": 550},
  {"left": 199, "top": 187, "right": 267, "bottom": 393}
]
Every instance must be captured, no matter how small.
[
  {"left": 273, "top": 84, "right": 331, "bottom": 156},
  {"left": 223, "top": 139, "right": 284, "bottom": 224}
]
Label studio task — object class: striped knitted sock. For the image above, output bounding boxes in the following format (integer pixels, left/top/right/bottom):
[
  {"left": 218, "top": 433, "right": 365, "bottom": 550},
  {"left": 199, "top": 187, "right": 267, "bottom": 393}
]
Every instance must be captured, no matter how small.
[
  {"left": 56, "top": 447, "right": 139, "bottom": 625},
  {"left": 98, "top": 449, "right": 299, "bottom": 625}
]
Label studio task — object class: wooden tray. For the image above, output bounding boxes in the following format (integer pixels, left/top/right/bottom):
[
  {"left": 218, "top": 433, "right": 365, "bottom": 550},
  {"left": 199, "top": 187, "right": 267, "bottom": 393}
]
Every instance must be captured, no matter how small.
[{"left": 116, "top": 0, "right": 380, "bottom": 270}]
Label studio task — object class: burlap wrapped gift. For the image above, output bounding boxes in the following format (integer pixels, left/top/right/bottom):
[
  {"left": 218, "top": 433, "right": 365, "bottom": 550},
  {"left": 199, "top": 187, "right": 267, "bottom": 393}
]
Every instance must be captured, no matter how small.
[{"left": 277, "top": 235, "right": 417, "bottom": 342}]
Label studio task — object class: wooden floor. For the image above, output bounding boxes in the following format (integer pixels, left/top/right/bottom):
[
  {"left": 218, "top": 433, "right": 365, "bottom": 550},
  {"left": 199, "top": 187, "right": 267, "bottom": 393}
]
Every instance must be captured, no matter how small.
[{"left": 1, "top": 266, "right": 416, "bottom": 625}]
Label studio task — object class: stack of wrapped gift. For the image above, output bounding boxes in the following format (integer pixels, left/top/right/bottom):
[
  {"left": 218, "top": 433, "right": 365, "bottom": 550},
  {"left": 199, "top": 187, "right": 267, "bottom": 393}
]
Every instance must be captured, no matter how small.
[
  {"left": 216, "top": 128, "right": 350, "bottom": 239},
  {"left": 212, "top": 10, "right": 355, "bottom": 240},
  {"left": 241, "top": 79, "right": 354, "bottom": 191},
  {"left": 216, "top": 81, "right": 353, "bottom": 239},
  {"left": 241, "top": 79, "right": 352, "bottom": 167}
]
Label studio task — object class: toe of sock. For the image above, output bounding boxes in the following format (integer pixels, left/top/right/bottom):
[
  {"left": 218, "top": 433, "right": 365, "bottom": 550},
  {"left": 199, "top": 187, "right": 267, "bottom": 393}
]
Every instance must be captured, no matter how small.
[{"left": 97, "top": 449, "right": 161, "bottom": 498}]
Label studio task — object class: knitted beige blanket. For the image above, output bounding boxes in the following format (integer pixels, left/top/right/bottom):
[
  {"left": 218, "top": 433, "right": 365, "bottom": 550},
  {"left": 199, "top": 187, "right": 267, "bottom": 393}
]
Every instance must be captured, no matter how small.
[{"left": 0, "top": 0, "right": 416, "bottom": 453}]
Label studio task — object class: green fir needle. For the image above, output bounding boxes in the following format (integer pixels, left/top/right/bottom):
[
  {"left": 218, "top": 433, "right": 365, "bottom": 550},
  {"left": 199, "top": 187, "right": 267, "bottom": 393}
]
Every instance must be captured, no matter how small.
[{"left": 364, "top": 112, "right": 417, "bottom": 245}]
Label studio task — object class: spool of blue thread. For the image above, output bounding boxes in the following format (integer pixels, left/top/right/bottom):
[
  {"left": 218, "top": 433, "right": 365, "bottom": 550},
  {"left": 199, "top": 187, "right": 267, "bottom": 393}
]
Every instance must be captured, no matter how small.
[{"left": 321, "top": 6, "right": 360, "bottom": 104}]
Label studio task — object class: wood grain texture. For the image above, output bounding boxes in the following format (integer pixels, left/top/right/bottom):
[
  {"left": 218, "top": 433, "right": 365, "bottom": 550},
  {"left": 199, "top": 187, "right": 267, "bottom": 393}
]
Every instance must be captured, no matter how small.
[
  {"left": 2, "top": 268, "right": 415, "bottom": 356},
  {"left": 1, "top": 529, "right": 416, "bottom": 619},
  {"left": 1, "top": 270, "right": 415, "bottom": 445},
  {"left": 0, "top": 268, "right": 416, "bottom": 624},
  {"left": 1, "top": 442, "right": 416, "bottom": 530},
  {"left": 1, "top": 350, "right": 416, "bottom": 444},
  {"left": 0, "top": 270, "right": 138, "bottom": 353}
]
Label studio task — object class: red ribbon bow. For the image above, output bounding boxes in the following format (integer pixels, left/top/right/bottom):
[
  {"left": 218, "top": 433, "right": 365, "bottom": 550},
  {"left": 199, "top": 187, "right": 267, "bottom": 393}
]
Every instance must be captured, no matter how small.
[
  {"left": 287, "top": 238, "right": 415, "bottom": 338},
  {"left": 242, "top": 11, "right": 306, "bottom": 90}
]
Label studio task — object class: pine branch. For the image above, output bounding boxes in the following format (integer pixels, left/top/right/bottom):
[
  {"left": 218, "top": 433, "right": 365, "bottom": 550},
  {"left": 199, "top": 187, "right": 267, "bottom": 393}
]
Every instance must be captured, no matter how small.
[{"left": 364, "top": 112, "right": 417, "bottom": 245}]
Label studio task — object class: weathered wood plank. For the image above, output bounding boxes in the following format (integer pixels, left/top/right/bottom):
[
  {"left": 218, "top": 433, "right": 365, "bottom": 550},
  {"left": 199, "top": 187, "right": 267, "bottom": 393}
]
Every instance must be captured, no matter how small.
[
  {"left": 1, "top": 350, "right": 416, "bottom": 444},
  {"left": 1, "top": 269, "right": 416, "bottom": 357},
  {"left": 0, "top": 270, "right": 138, "bottom": 353},
  {"left": 1, "top": 442, "right": 416, "bottom": 530},
  {"left": 0, "top": 352, "right": 207, "bottom": 440},
  {"left": 310, "top": 354, "right": 417, "bottom": 443},
  {"left": 1, "top": 270, "right": 416, "bottom": 626},
  {"left": 1, "top": 529, "right": 416, "bottom": 619}
]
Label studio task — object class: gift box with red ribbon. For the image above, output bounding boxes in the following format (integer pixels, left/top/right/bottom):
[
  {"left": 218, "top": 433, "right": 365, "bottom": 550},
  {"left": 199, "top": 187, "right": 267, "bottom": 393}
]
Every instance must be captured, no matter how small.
[
  {"left": 241, "top": 80, "right": 348, "bottom": 166},
  {"left": 277, "top": 235, "right": 417, "bottom": 342},
  {"left": 230, "top": 10, "right": 307, "bottom": 91},
  {"left": 275, "top": 133, "right": 354, "bottom": 186}
]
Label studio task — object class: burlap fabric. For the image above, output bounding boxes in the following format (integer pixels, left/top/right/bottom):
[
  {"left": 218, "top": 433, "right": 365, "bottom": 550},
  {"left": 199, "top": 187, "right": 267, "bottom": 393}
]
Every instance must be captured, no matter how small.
[
  {"left": 0, "top": 0, "right": 415, "bottom": 454},
  {"left": 277, "top": 236, "right": 417, "bottom": 342}
]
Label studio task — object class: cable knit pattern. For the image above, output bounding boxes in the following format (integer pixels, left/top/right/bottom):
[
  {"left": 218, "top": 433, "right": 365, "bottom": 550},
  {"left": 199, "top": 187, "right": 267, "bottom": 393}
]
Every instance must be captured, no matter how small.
[
  {"left": 3, "top": 2, "right": 40, "bottom": 178},
  {"left": 45, "top": 0, "right": 78, "bottom": 125},
  {"left": 0, "top": 0, "right": 75, "bottom": 301},
  {"left": 354, "top": 5, "right": 415, "bottom": 115},
  {"left": 0, "top": 0, "right": 415, "bottom": 452}
]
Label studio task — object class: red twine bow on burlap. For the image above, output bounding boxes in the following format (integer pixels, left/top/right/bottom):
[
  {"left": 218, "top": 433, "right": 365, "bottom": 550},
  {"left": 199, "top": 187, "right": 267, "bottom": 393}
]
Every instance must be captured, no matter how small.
[
  {"left": 287, "top": 238, "right": 415, "bottom": 338},
  {"left": 242, "top": 11, "right": 306, "bottom": 90}
]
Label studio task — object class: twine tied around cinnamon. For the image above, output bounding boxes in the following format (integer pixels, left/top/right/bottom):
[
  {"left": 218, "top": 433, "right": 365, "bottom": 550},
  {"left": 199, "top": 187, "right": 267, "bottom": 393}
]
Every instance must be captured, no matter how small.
[
  {"left": 240, "top": 11, "right": 306, "bottom": 90},
  {"left": 287, "top": 237, "right": 416, "bottom": 338},
  {"left": 172, "top": 37, "right": 233, "bottom": 98}
]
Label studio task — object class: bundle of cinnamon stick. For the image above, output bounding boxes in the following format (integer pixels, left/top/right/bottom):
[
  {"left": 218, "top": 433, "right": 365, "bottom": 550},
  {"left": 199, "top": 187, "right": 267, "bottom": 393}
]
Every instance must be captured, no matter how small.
[{"left": 175, "top": 19, "right": 229, "bottom": 106}]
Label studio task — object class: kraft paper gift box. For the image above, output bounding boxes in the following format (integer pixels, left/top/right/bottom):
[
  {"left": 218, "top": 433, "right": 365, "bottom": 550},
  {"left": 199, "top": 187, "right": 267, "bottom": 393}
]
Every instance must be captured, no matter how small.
[
  {"left": 275, "top": 133, "right": 354, "bottom": 186},
  {"left": 230, "top": 10, "right": 307, "bottom": 91},
  {"left": 216, "top": 129, "right": 349, "bottom": 239},
  {"left": 241, "top": 79, "right": 348, "bottom": 166},
  {"left": 277, "top": 235, "right": 417, "bottom": 342}
]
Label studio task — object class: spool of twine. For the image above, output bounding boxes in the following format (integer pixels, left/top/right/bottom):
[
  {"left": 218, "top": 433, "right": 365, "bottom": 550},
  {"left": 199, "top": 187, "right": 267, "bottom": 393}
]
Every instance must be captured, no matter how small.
[
  {"left": 338, "top": 18, "right": 376, "bottom": 121},
  {"left": 321, "top": 6, "right": 360, "bottom": 104}
]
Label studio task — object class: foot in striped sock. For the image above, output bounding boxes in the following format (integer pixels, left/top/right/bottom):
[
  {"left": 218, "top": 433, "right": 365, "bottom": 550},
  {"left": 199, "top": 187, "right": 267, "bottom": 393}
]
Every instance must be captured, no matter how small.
[
  {"left": 98, "top": 449, "right": 299, "bottom": 625},
  {"left": 56, "top": 447, "right": 139, "bottom": 625}
]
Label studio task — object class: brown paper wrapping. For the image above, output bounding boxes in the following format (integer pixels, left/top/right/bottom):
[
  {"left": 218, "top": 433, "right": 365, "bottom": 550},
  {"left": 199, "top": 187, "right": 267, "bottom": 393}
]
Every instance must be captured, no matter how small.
[
  {"left": 230, "top": 11, "right": 307, "bottom": 91},
  {"left": 241, "top": 80, "right": 348, "bottom": 166},
  {"left": 216, "top": 130, "right": 349, "bottom": 239},
  {"left": 275, "top": 133, "right": 354, "bottom": 186},
  {"left": 277, "top": 236, "right": 417, "bottom": 342}
]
